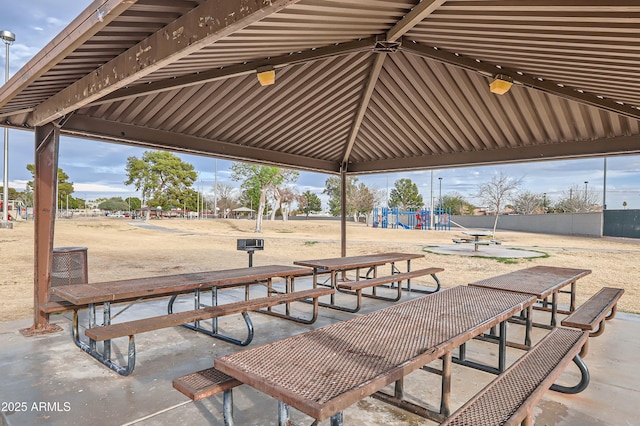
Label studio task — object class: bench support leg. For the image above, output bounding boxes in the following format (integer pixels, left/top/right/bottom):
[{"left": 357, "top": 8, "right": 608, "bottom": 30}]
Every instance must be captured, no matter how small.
[
  {"left": 168, "top": 290, "right": 255, "bottom": 346},
  {"left": 72, "top": 308, "right": 136, "bottom": 376},
  {"left": 550, "top": 354, "right": 590, "bottom": 394},
  {"left": 258, "top": 295, "right": 322, "bottom": 324},
  {"left": 590, "top": 319, "right": 606, "bottom": 337},
  {"left": 605, "top": 304, "right": 618, "bottom": 320}
]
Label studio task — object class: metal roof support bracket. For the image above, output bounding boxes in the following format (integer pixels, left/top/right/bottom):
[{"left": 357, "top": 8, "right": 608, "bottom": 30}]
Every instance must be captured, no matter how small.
[{"left": 373, "top": 39, "right": 401, "bottom": 53}]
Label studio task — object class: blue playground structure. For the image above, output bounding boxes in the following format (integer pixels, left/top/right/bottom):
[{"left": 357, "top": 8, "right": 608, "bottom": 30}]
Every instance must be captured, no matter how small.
[{"left": 373, "top": 207, "right": 451, "bottom": 231}]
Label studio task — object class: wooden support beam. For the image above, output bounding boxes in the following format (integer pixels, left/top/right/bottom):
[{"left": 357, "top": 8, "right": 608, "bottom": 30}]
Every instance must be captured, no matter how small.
[{"left": 30, "top": 124, "right": 60, "bottom": 333}]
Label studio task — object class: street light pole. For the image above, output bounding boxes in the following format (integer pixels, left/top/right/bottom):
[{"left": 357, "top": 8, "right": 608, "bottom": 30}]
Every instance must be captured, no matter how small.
[
  {"left": 584, "top": 181, "right": 589, "bottom": 211},
  {"left": 1, "top": 30, "right": 15, "bottom": 228},
  {"left": 438, "top": 177, "right": 442, "bottom": 210}
]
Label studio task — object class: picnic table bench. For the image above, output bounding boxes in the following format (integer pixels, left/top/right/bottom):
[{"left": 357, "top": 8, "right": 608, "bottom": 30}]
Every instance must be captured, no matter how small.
[
  {"left": 442, "top": 327, "right": 589, "bottom": 426},
  {"left": 52, "top": 265, "right": 326, "bottom": 375},
  {"left": 562, "top": 286, "right": 624, "bottom": 338},
  {"left": 294, "top": 252, "right": 442, "bottom": 312}
]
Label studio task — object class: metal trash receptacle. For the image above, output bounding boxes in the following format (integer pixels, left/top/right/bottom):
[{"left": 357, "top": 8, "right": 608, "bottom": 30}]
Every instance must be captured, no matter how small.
[{"left": 51, "top": 246, "right": 88, "bottom": 301}]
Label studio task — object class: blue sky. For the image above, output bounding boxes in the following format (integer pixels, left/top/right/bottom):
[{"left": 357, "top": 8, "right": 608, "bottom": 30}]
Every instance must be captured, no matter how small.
[{"left": 2, "top": 2, "right": 640, "bottom": 209}]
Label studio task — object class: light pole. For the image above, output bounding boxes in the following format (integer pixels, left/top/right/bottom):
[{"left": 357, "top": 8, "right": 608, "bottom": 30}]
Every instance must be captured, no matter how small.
[
  {"left": 438, "top": 177, "right": 442, "bottom": 210},
  {"left": 1, "top": 30, "right": 15, "bottom": 228},
  {"left": 584, "top": 181, "right": 588, "bottom": 204}
]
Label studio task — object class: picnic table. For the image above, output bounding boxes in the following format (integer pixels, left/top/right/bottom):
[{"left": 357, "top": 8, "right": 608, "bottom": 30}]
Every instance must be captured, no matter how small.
[
  {"left": 52, "top": 265, "right": 319, "bottom": 375},
  {"left": 293, "top": 252, "right": 441, "bottom": 312},
  {"left": 452, "top": 230, "right": 499, "bottom": 251},
  {"left": 469, "top": 266, "right": 592, "bottom": 329},
  {"left": 214, "top": 285, "right": 536, "bottom": 424}
]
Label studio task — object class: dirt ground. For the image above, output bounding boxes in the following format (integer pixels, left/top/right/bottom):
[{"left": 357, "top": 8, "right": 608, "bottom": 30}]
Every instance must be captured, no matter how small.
[{"left": 1, "top": 217, "right": 639, "bottom": 322}]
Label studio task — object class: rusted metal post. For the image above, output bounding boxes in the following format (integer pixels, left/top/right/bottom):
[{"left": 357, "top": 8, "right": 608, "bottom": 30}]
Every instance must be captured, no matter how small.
[{"left": 29, "top": 123, "right": 60, "bottom": 333}]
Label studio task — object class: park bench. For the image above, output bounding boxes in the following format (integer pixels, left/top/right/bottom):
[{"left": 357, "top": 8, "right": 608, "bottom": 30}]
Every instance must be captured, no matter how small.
[
  {"left": 336, "top": 267, "right": 444, "bottom": 304},
  {"left": 79, "top": 288, "right": 332, "bottom": 375},
  {"left": 561, "top": 287, "right": 624, "bottom": 338},
  {"left": 441, "top": 327, "right": 589, "bottom": 426},
  {"left": 173, "top": 367, "right": 241, "bottom": 426}
]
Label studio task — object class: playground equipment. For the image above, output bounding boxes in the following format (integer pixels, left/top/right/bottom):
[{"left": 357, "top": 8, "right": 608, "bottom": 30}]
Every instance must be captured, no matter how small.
[{"left": 373, "top": 207, "right": 451, "bottom": 230}]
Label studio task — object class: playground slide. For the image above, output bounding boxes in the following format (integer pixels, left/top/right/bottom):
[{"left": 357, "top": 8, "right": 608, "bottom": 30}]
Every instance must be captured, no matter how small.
[{"left": 397, "top": 221, "right": 411, "bottom": 229}]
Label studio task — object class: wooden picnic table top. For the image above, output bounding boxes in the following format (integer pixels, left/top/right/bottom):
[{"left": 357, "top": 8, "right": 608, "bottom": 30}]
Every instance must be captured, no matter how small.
[
  {"left": 215, "top": 285, "right": 535, "bottom": 421},
  {"left": 51, "top": 264, "right": 312, "bottom": 305},
  {"left": 468, "top": 266, "right": 591, "bottom": 299},
  {"left": 293, "top": 252, "right": 424, "bottom": 271}
]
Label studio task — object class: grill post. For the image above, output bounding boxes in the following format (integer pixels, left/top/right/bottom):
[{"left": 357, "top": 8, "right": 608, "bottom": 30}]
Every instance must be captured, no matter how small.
[{"left": 236, "top": 239, "right": 264, "bottom": 267}]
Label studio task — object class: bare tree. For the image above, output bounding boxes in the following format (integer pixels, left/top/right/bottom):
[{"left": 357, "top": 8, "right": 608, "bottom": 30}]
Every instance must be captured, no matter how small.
[
  {"left": 279, "top": 187, "right": 297, "bottom": 221},
  {"left": 214, "top": 182, "right": 238, "bottom": 218},
  {"left": 512, "top": 191, "right": 544, "bottom": 215},
  {"left": 475, "top": 172, "right": 522, "bottom": 236},
  {"left": 554, "top": 185, "right": 599, "bottom": 213}
]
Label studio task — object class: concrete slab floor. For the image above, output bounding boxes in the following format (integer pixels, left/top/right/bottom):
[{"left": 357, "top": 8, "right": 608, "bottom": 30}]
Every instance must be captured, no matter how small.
[{"left": 0, "top": 286, "right": 638, "bottom": 426}]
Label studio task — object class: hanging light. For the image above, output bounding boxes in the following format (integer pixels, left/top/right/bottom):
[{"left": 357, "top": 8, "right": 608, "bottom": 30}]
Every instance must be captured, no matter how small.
[
  {"left": 256, "top": 66, "right": 275, "bottom": 86},
  {"left": 490, "top": 74, "right": 513, "bottom": 95}
]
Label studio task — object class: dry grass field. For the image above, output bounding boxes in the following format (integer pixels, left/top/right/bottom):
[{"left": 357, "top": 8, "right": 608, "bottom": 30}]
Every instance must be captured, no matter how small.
[{"left": 1, "top": 217, "right": 639, "bottom": 322}]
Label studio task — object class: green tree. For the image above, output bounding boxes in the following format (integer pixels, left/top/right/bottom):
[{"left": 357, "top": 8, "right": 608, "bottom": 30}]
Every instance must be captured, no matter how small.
[
  {"left": 98, "top": 197, "right": 129, "bottom": 211},
  {"left": 388, "top": 178, "right": 423, "bottom": 210},
  {"left": 323, "top": 176, "right": 359, "bottom": 217},
  {"left": 230, "top": 163, "right": 298, "bottom": 232},
  {"left": 124, "top": 197, "right": 142, "bottom": 210},
  {"left": 352, "top": 182, "right": 375, "bottom": 223},
  {"left": 298, "top": 191, "right": 322, "bottom": 218},
  {"left": 441, "top": 192, "right": 474, "bottom": 215},
  {"left": 26, "top": 164, "right": 75, "bottom": 208},
  {"left": 124, "top": 151, "right": 197, "bottom": 217},
  {"left": 475, "top": 172, "right": 521, "bottom": 236}
]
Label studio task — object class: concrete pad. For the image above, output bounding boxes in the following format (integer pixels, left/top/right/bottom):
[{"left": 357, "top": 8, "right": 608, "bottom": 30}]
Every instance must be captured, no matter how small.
[
  {"left": 0, "top": 285, "right": 638, "bottom": 425},
  {"left": 424, "top": 244, "right": 545, "bottom": 258}
]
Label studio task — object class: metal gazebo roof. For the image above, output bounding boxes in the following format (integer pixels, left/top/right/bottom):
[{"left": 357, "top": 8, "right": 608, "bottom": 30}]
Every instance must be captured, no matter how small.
[{"left": 1, "top": 0, "right": 639, "bottom": 175}]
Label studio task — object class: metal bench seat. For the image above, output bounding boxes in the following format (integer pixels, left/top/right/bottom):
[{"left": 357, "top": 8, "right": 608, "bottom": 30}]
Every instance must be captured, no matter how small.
[
  {"left": 441, "top": 327, "right": 589, "bottom": 426},
  {"left": 562, "top": 287, "right": 624, "bottom": 337},
  {"left": 174, "top": 367, "right": 241, "bottom": 425}
]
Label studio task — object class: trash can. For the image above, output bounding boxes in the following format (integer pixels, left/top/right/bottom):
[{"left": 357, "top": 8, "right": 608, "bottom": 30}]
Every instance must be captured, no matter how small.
[{"left": 51, "top": 246, "right": 88, "bottom": 301}]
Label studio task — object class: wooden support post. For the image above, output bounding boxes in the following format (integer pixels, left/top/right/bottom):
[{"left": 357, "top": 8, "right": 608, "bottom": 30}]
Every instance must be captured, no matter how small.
[{"left": 23, "top": 123, "right": 61, "bottom": 335}]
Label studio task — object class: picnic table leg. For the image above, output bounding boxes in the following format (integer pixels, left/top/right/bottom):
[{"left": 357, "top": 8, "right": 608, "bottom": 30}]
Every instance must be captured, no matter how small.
[
  {"left": 498, "top": 320, "right": 507, "bottom": 372},
  {"left": 277, "top": 401, "right": 289, "bottom": 426},
  {"left": 570, "top": 281, "right": 577, "bottom": 312},
  {"left": 330, "top": 412, "right": 344, "bottom": 426},
  {"left": 551, "top": 292, "right": 558, "bottom": 327},
  {"left": 223, "top": 389, "right": 234, "bottom": 426},
  {"left": 440, "top": 352, "right": 452, "bottom": 417},
  {"left": 394, "top": 378, "right": 404, "bottom": 399},
  {"left": 89, "top": 303, "right": 97, "bottom": 353},
  {"left": 524, "top": 305, "right": 533, "bottom": 347},
  {"left": 103, "top": 302, "right": 111, "bottom": 362}
]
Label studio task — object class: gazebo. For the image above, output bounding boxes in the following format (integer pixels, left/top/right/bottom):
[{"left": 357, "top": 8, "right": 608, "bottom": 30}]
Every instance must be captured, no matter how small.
[{"left": 1, "top": 0, "right": 639, "bottom": 332}]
